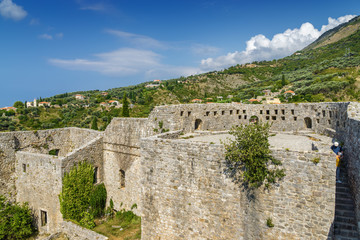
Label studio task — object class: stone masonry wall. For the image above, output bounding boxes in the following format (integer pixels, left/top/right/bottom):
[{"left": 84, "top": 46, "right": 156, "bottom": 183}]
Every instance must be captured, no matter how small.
[
  {"left": 57, "top": 221, "right": 108, "bottom": 240},
  {"left": 15, "top": 152, "right": 62, "bottom": 232},
  {"left": 344, "top": 102, "right": 360, "bottom": 233},
  {"left": 103, "top": 118, "right": 154, "bottom": 214},
  {"left": 140, "top": 136, "right": 336, "bottom": 240},
  {"left": 150, "top": 102, "right": 349, "bottom": 134}
]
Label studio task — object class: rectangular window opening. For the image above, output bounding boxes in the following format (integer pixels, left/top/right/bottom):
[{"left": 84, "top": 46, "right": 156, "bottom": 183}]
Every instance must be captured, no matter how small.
[
  {"left": 243, "top": 110, "right": 246, "bottom": 114},
  {"left": 236, "top": 110, "right": 239, "bottom": 114},
  {"left": 222, "top": 111, "right": 225, "bottom": 115},
  {"left": 281, "top": 116, "right": 285, "bottom": 120},
  {"left": 322, "top": 110, "right": 326, "bottom": 117},
  {"left": 274, "top": 110, "right": 278, "bottom": 115},
  {"left": 120, "top": 169, "right": 125, "bottom": 188},
  {"left": 281, "top": 109, "right": 285, "bottom": 115},
  {"left": 188, "top": 111, "right": 191, "bottom": 117},
  {"left": 272, "top": 116, "right": 276, "bottom": 120},
  {"left": 180, "top": 111, "right": 184, "bottom": 116},
  {"left": 230, "top": 110, "right": 233, "bottom": 115},
  {"left": 206, "top": 111, "right": 210, "bottom": 116},
  {"left": 291, "top": 109, "right": 295, "bottom": 115},
  {"left": 244, "top": 115, "right": 247, "bottom": 120},
  {"left": 294, "top": 117, "right": 297, "bottom": 121},
  {"left": 238, "top": 115, "right": 242, "bottom": 119},
  {"left": 260, "top": 110, "right": 263, "bottom": 114},
  {"left": 41, "top": 210, "right": 47, "bottom": 226},
  {"left": 93, "top": 167, "right": 98, "bottom": 184},
  {"left": 328, "top": 120, "right": 331, "bottom": 125},
  {"left": 266, "top": 110, "right": 270, "bottom": 115},
  {"left": 266, "top": 116, "right": 270, "bottom": 120},
  {"left": 329, "top": 111, "right": 332, "bottom": 118},
  {"left": 214, "top": 111, "right": 217, "bottom": 116},
  {"left": 316, "top": 119, "right": 320, "bottom": 123},
  {"left": 22, "top": 164, "right": 26, "bottom": 173}
]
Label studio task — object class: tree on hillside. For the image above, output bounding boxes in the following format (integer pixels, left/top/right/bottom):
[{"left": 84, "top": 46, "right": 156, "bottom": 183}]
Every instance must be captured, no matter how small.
[
  {"left": 122, "top": 93, "right": 130, "bottom": 117},
  {"left": 91, "top": 117, "right": 98, "bottom": 130},
  {"left": 13, "top": 101, "right": 24, "bottom": 109}
]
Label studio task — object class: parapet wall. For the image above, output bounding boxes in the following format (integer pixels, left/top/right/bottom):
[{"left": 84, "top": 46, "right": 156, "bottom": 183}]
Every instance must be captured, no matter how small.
[
  {"left": 140, "top": 135, "right": 336, "bottom": 240},
  {"left": 150, "top": 102, "right": 349, "bottom": 134}
]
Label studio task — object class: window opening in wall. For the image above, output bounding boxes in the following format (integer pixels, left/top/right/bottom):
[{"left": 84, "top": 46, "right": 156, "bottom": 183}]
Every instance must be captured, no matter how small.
[
  {"left": 272, "top": 116, "right": 276, "bottom": 120},
  {"left": 93, "top": 167, "right": 98, "bottom": 184},
  {"left": 343, "top": 122, "right": 346, "bottom": 128},
  {"left": 274, "top": 110, "right": 278, "bottom": 114},
  {"left": 329, "top": 111, "right": 332, "bottom": 118},
  {"left": 281, "top": 109, "right": 285, "bottom": 115},
  {"left": 250, "top": 116, "right": 258, "bottom": 123},
  {"left": 41, "top": 210, "right": 47, "bottom": 226},
  {"left": 291, "top": 109, "right": 295, "bottom": 115},
  {"left": 230, "top": 110, "right": 233, "bottom": 115},
  {"left": 243, "top": 110, "right": 246, "bottom": 114},
  {"left": 244, "top": 115, "right": 247, "bottom": 120},
  {"left": 328, "top": 120, "right": 331, "bottom": 125},
  {"left": 238, "top": 115, "right": 242, "bottom": 119},
  {"left": 322, "top": 110, "right": 326, "bottom": 117},
  {"left": 188, "top": 111, "right": 191, "bottom": 117},
  {"left": 335, "top": 112, "right": 338, "bottom": 118},
  {"left": 304, "top": 117, "right": 312, "bottom": 129},
  {"left": 214, "top": 111, "right": 217, "bottom": 116},
  {"left": 260, "top": 110, "right": 263, "bottom": 114},
  {"left": 49, "top": 149, "right": 60, "bottom": 156},
  {"left": 236, "top": 110, "right": 239, "bottom": 114},
  {"left": 281, "top": 116, "right": 285, "bottom": 120},
  {"left": 316, "top": 119, "right": 320, "bottom": 123},
  {"left": 266, "top": 110, "right": 270, "bottom": 115},
  {"left": 195, "top": 119, "right": 202, "bottom": 130},
  {"left": 266, "top": 116, "right": 270, "bottom": 120},
  {"left": 22, "top": 164, "right": 26, "bottom": 173},
  {"left": 222, "top": 111, "right": 225, "bottom": 115},
  {"left": 120, "top": 169, "right": 125, "bottom": 188},
  {"left": 180, "top": 111, "right": 184, "bottom": 116},
  {"left": 206, "top": 111, "right": 210, "bottom": 116},
  {"left": 336, "top": 121, "right": 340, "bottom": 127},
  {"left": 294, "top": 117, "right": 297, "bottom": 121}
]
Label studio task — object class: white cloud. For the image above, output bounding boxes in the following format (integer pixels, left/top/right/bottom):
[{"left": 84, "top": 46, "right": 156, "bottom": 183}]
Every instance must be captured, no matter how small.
[
  {"left": 29, "top": 18, "right": 39, "bottom": 25},
  {"left": 49, "top": 48, "right": 202, "bottom": 79},
  {"left": 106, "top": 29, "right": 167, "bottom": 49},
  {"left": 39, "top": 34, "right": 53, "bottom": 40},
  {"left": 201, "top": 15, "right": 356, "bottom": 70},
  {"left": 0, "top": 0, "right": 27, "bottom": 21}
]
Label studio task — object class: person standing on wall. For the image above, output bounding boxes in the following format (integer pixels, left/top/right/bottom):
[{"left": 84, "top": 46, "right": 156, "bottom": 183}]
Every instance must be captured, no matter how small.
[{"left": 331, "top": 141, "right": 343, "bottom": 183}]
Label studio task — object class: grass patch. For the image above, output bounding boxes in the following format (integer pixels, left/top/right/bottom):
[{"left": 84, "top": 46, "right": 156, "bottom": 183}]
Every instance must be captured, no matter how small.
[{"left": 93, "top": 209, "right": 141, "bottom": 240}]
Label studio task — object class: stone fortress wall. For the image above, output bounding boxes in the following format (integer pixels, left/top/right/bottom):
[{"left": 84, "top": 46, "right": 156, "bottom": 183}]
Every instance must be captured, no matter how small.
[{"left": 0, "top": 102, "right": 359, "bottom": 239}]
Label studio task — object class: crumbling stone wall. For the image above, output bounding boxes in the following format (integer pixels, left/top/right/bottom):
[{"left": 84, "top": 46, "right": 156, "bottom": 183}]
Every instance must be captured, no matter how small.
[
  {"left": 140, "top": 135, "right": 335, "bottom": 240},
  {"left": 103, "top": 118, "right": 154, "bottom": 214}
]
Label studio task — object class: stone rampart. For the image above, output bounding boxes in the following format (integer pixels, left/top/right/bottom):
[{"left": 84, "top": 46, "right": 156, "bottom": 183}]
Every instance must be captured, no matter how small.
[
  {"left": 103, "top": 118, "right": 154, "bottom": 214},
  {"left": 140, "top": 135, "right": 336, "bottom": 240},
  {"left": 345, "top": 102, "right": 360, "bottom": 232},
  {"left": 150, "top": 102, "right": 350, "bottom": 134},
  {"left": 57, "top": 221, "right": 108, "bottom": 240}
]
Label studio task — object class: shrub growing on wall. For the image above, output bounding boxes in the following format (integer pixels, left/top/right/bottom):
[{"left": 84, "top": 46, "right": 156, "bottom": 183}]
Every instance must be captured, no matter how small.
[
  {"left": 59, "top": 162, "right": 107, "bottom": 228},
  {"left": 0, "top": 195, "right": 35, "bottom": 239},
  {"left": 224, "top": 122, "right": 285, "bottom": 188}
]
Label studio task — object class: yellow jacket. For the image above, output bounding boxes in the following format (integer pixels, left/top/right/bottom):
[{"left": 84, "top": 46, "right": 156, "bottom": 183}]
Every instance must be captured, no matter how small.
[{"left": 336, "top": 155, "right": 341, "bottom": 167}]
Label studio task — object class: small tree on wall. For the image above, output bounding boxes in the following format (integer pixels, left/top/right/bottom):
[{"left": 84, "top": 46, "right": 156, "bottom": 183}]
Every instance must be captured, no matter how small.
[{"left": 223, "top": 122, "right": 285, "bottom": 189}]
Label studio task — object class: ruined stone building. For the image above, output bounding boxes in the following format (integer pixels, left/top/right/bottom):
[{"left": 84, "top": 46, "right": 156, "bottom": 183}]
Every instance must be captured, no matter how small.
[{"left": 0, "top": 102, "right": 360, "bottom": 239}]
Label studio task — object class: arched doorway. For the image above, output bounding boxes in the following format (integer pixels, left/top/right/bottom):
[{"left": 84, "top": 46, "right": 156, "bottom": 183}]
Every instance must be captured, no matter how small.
[
  {"left": 304, "top": 117, "right": 312, "bottom": 129},
  {"left": 250, "top": 116, "right": 259, "bottom": 124},
  {"left": 195, "top": 119, "right": 202, "bottom": 130}
]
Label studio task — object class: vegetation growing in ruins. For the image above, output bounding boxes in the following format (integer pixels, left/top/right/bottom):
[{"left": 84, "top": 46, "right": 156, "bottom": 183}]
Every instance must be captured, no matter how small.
[
  {"left": 59, "top": 162, "right": 107, "bottom": 229},
  {"left": 266, "top": 217, "right": 274, "bottom": 228},
  {"left": 224, "top": 122, "right": 285, "bottom": 189},
  {"left": 0, "top": 195, "right": 36, "bottom": 239}
]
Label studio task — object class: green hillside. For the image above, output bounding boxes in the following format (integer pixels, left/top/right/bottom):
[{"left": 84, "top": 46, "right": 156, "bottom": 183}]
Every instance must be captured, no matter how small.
[{"left": 1, "top": 17, "right": 360, "bottom": 132}]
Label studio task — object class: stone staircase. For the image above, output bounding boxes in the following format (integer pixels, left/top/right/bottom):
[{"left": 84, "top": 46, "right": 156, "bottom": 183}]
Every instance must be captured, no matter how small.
[{"left": 333, "top": 165, "right": 359, "bottom": 240}]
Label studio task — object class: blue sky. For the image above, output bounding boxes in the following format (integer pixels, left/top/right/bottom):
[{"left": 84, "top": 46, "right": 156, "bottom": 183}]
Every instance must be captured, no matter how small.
[{"left": 0, "top": 0, "right": 359, "bottom": 107}]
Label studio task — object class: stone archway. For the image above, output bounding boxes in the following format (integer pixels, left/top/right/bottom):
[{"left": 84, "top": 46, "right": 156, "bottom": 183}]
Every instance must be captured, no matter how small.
[
  {"left": 304, "top": 117, "right": 312, "bottom": 129},
  {"left": 250, "top": 116, "right": 259, "bottom": 124},
  {"left": 195, "top": 119, "right": 202, "bottom": 130}
]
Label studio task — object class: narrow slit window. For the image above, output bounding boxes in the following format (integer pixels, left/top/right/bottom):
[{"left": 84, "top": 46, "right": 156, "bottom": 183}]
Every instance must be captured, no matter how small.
[
  {"left": 230, "top": 110, "right": 233, "bottom": 115},
  {"left": 120, "top": 169, "right": 125, "bottom": 188},
  {"left": 281, "top": 109, "right": 285, "bottom": 115},
  {"left": 236, "top": 110, "right": 240, "bottom": 114},
  {"left": 188, "top": 111, "right": 191, "bottom": 117},
  {"left": 266, "top": 110, "right": 270, "bottom": 115},
  {"left": 41, "top": 210, "right": 47, "bottom": 226},
  {"left": 244, "top": 115, "right": 247, "bottom": 120},
  {"left": 294, "top": 117, "right": 297, "bottom": 121},
  {"left": 206, "top": 111, "right": 210, "bottom": 116},
  {"left": 260, "top": 110, "right": 263, "bottom": 114},
  {"left": 93, "top": 167, "right": 98, "bottom": 184},
  {"left": 274, "top": 110, "right": 278, "bottom": 115},
  {"left": 214, "top": 111, "right": 217, "bottom": 116},
  {"left": 22, "top": 164, "right": 26, "bottom": 173},
  {"left": 180, "top": 111, "right": 184, "bottom": 116},
  {"left": 291, "top": 109, "right": 295, "bottom": 115}
]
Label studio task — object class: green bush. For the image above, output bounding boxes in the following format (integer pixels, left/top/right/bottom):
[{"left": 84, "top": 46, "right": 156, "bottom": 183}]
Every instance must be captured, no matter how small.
[
  {"left": 0, "top": 195, "right": 36, "bottom": 239},
  {"left": 89, "top": 183, "right": 107, "bottom": 218},
  {"left": 224, "top": 122, "right": 285, "bottom": 188}
]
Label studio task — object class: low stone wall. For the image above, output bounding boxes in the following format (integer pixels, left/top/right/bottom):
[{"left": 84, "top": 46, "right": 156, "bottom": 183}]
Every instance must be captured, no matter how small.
[
  {"left": 58, "top": 221, "right": 108, "bottom": 240},
  {"left": 140, "top": 136, "right": 336, "bottom": 240},
  {"left": 345, "top": 102, "right": 360, "bottom": 233}
]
